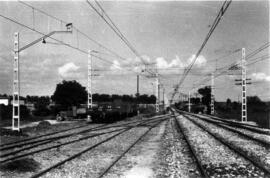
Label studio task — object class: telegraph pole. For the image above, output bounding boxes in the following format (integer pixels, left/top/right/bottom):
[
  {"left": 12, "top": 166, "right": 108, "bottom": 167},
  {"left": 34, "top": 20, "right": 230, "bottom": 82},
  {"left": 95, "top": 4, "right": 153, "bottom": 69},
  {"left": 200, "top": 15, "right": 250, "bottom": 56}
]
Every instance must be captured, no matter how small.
[
  {"left": 163, "top": 87, "right": 165, "bottom": 111},
  {"left": 211, "top": 73, "right": 215, "bottom": 115},
  {"left": 137, "top": 75, "right": 139, "bottom": 96},
  {"left": 235, "top": 48, "right": 251, "bottom": 122},
  {"left": 87, "top": 50, "right": 92, "bottom": 110},
  {"left": 188, "top": 91, "right": 191, "bottom": 112},
  {"left": 12, "top": 32, "right": 20, "bottom": 131},
  {"left": 136, "top": 75, "right": 140, "bottom": 115},
  {"left": 12, "top": 26, "right": 72, "bottom": 131},
  {"left": 242, "top": 48, "right": 247, "bottom": 122},
  {"left": 155, "top": 72, "right": 159, "bottom": 113}
]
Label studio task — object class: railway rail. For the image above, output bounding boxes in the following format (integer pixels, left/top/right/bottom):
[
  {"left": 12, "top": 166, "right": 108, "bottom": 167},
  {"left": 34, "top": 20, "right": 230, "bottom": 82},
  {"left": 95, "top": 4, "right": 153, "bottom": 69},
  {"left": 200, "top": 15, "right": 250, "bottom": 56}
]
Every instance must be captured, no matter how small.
[
  {"left": 97, "top": 118, "right": 166, "bottom": 178},
  {"left": 0, "top": 116, "right": 167, "bottom": 164},
  {"left": 29, "top": 115, "right": 168, "bottom": 178},
  {"left": 180, "top": 112, "right": 270, "bottom": 147},
  {"left": 174, "top": 110, "right": 270, "bottom": 176},
  {"left": 172, "top": 113, "right": 210, "bottom": 177},
  {"left": 181, "top": 110, "right": 270, "bottom": 135},
  {"left": 0, "top": 114, "right": 170, "bottom": 149}
]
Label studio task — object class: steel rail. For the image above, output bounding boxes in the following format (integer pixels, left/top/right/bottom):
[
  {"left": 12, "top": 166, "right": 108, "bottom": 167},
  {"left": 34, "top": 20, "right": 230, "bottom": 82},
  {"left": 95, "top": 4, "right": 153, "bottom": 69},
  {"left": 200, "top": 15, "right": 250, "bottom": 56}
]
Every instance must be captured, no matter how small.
[
  {"left": 0, "top": 116, "right": 167, "bottom": 163},
  {"left": 98, "top": 118, "right": 166, "bottom": 178},
  {"left": 181, "top": 114, "right": 270, "bottom": 175},
  {"left": 173, "top": 113, "right": 210, "bottom": 178},
  {"left": 0, "top": 116, "right": 166, "bottom": 157},
  {"left": 29, "top": 116, "right": 168, "bottom": 178},
  {"left": 0, "top": 114, "right": 170, "bottom": 149},
  {"left": 183, "top": 114, "right": 270, "bottom": 147},
  {"left": 178, "top": 110, "right": 270, "bottom": 135}
]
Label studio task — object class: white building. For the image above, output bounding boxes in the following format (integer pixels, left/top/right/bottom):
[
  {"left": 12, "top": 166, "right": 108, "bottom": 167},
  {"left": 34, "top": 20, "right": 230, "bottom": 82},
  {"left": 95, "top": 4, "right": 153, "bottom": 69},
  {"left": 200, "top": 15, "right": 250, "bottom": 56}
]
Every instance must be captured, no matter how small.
[{"left": 0, "top": 97, "right": 9, "bottom": 106}]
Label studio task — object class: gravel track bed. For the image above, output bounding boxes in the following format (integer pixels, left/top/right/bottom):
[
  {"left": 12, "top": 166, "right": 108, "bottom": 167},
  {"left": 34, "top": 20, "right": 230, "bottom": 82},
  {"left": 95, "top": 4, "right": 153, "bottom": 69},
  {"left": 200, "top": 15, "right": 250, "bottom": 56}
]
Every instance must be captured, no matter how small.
[
  {"left": 190, "top": 115, "right": 270, "bottom": 144},
  {"left": 0, "top": 125, "right": 125, "bottom": 160},
  {"left": 0, "top": 117, "right": 156, "bottom": 158},
  {"left": 0, "top": 116, "right": 164, "bottom": 178},
  {"left": 155, "top": 118, "right": 200, "bottom": 178},
  {"left": 217, "top": 122, "right": 270, "bottom": 144},
  {"left": 186, "top": 115, "right": 270, "bottom": 172},
  {"left": 38, "top": 125, "right": 150, "bottom": 178},
  {"left": 177, "top": 115, "right": 266, "bottom": 177},
  {"left": 100, "top": 120, "right": 167, "bottom": 178},
  {"left": 0, "top": 126, "right": 124, "bottom": 178},
  {"left": 0, "top": 121, "right": 89, "bottom": 144},
  {"left": 193, "top": 113, "right": 270, "bottom": 134}
]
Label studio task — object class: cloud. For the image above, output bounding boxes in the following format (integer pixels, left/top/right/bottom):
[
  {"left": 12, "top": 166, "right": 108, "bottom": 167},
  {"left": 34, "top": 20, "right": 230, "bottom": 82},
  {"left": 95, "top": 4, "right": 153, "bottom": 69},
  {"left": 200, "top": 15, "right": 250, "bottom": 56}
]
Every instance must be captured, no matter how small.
[
  {"left": 187, "top": 55, "right": 207, "bottom": 68},
  {"left": 110, "top": 60, "right": 122, "bottom": 70},
  {"left": 108, "top": 54, "right": 208, "bottom": 76},
  {"left": 251, "top": 72, "right": 270, "bottom": 82},
  {"left": 58, "top": 62, "right": 80, "bottom": 78}
]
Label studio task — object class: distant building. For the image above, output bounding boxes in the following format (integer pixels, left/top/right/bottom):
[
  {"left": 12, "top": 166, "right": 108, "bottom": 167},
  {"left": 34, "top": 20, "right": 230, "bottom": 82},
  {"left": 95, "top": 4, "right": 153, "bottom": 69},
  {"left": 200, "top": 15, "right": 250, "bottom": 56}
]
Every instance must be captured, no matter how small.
[
  {"left": 0, "top": 97, "right": 9, "bottom": 106},
  {"left": 11, "top": 99, "right": 25, "bottom": 105},
  {"left": 25, "top": 103, "right": 35, "bottom": 113}
]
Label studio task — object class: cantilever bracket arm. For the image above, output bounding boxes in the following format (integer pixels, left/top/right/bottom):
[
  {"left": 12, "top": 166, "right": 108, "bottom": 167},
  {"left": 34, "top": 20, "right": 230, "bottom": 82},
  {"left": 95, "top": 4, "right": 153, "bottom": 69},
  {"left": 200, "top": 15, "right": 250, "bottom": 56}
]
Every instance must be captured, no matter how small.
[{"left": 19, "top": 30, "right": 72, "bottom": 52}]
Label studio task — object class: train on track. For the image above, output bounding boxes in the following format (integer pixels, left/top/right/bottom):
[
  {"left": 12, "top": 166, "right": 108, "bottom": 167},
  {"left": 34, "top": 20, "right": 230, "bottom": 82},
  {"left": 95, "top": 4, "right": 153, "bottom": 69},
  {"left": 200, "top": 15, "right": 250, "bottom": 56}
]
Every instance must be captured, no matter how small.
[
  {"left": 57, "top": 102, "right": 139, "bottom": 123},
  {"left": 90, "top": 102, "right": 138, "bottom": 123}
]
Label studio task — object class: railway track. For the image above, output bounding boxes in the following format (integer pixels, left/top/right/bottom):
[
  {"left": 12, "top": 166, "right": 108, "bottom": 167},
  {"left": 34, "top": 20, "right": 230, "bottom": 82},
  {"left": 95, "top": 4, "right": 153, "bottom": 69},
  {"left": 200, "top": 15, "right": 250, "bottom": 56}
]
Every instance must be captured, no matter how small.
[
  {"left": 0, "top": 114, "right": 169, "bottom": 153},
  {"left": 29, "top": 115, "right": 168, "bottom": 178},
  {"left": 173, "top": 110, "right": 270, "bottom": 176},
  {"left": 181, "top": 112, "right": 270, "bottom": 147},
  {"left": 97, "top": 118, "right": 166, "bottom": 178},
  {"left": 0, "top": 116, "right": 167, "bottom": 164},
  {"left": 179, "top": 110, "right": 270, "bottom": 135},
  {"left": 172, "top": 114, "right": 210, "bottom": 177},
  {"left": 0, "top": 114, "right": 170, "bottom": 149}
]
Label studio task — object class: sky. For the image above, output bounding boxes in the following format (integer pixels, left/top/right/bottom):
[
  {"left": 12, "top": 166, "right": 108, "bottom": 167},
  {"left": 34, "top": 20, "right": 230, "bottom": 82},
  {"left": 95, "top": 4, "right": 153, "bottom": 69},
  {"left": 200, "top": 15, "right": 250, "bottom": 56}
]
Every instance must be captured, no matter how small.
[{"left": 0, "top": 0, "right": 269, "bottom": 102}]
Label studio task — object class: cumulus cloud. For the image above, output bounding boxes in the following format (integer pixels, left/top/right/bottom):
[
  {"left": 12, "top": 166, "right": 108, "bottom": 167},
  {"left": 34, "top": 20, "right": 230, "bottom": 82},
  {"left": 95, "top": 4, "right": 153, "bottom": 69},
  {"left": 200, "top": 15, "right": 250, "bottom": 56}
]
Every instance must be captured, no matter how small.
[
  {"left": 251, "top": 72, "right": 270, "bottom": 82},
  {"left": 187, "top": 55, "right": 207, "bottom": 68},
  {"left": 58, "top": 62, "right": 80, "bottom": 78},
  {"left": 110, "top": 60, "right": 122, "bottom": 70},
  {"left": 108, "top": 54, "right": 207, "bottom": 75}
]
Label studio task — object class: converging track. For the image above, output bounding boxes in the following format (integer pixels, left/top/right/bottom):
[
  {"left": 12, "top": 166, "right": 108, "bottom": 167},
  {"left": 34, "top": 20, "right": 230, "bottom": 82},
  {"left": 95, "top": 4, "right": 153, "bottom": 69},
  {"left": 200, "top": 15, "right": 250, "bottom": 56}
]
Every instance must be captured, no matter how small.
[
  {"left": 173, "top": 109, "right": 270, "bottom": 177},
  {"left": 0, "top": 114, "right": 169, "bottom": 178}
]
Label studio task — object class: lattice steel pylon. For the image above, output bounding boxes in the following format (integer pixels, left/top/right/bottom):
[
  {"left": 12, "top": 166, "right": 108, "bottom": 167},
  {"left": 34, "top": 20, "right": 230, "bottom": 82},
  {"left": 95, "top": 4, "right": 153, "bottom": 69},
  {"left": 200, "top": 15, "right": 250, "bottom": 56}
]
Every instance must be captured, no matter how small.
[
  {"left": 87, "top": 50, "right": 92, "bottom": 109},
  {"left": 12, "top": 32, "right": 20, "bottom": 131},
  {"left": 241, "top": 48, "right": 247, "bottom": 122},
  {"left": 188, "top": 91, "right": 191, "bottom": 112},
  {"left": 155, "top": 72, "right": 159, "bottom": 113},
  {"left": 210, "top": 73, "right": 215, "bottom": 115}
]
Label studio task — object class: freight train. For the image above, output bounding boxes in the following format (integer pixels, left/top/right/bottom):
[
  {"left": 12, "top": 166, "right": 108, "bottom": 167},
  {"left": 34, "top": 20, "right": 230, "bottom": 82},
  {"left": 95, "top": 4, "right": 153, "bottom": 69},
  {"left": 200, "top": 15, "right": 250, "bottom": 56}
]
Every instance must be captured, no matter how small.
[
  {"left": 90, "top": 102, "right": 137, "bottom": 123},
  {"left": 57, "top": 102, "right": 138, "bottom": 123}
]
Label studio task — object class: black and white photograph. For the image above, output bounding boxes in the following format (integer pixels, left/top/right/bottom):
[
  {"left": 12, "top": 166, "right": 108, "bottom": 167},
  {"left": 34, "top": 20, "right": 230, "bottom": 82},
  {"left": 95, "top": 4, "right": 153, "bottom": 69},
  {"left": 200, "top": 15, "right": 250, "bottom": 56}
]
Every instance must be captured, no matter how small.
[{"left": 0, "top": 0, "right": 269, "bottom": 177}]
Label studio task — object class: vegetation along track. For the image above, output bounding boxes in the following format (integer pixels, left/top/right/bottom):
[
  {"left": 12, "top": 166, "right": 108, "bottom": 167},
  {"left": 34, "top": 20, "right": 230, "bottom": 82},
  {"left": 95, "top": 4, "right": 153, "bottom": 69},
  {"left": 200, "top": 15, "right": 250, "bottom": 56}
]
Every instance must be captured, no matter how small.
[
  {"left": 175, "top": 111, "right": 270, "bottom": 176},
  {"left": 181, "top": 112, "right": 270, "bottom": 147},
  {"left": 0, "top": 116, "right": 167, "bottom": 164},
  {"left": 29, "top": 115, "right": 168, "bottom": 178}
]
